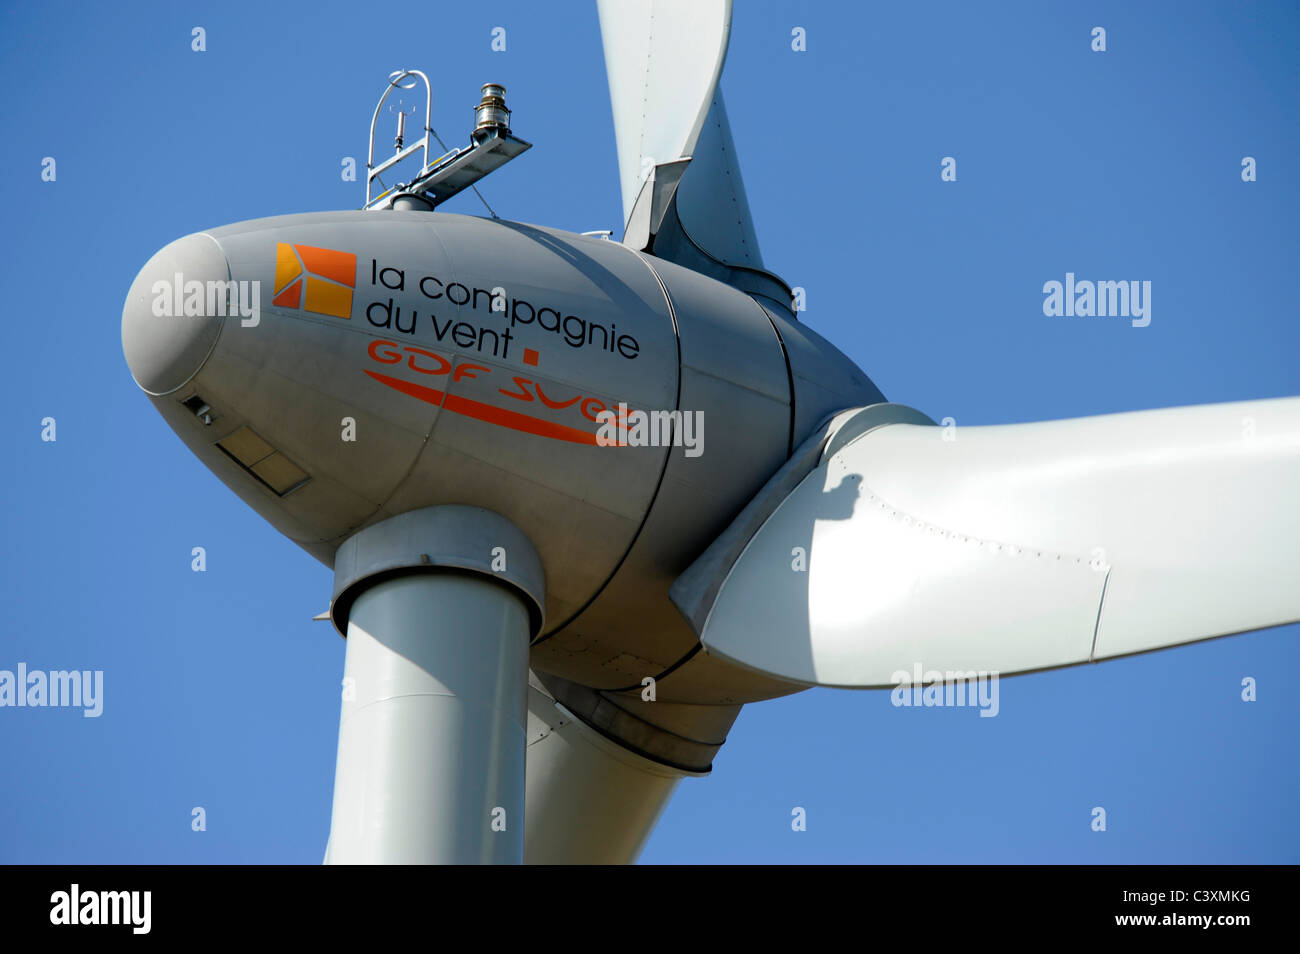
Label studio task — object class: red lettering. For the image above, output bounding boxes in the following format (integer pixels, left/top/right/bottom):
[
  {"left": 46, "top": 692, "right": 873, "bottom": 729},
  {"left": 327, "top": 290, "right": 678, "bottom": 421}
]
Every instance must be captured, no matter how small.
[
  {"left": 453, "top": 363, "right": 491, "bottom": 383},
  {"left": 404, "top": 346, "right": 451, "bottom": 375},
  {"left": 498, "top": 375, "right": 535, "bottom": 402},
  {"left": 368, "top": 339, "right": 403, "bottom": 364},
  {"left": 535, "top": 382, "right": 582, "bottom": 410}
]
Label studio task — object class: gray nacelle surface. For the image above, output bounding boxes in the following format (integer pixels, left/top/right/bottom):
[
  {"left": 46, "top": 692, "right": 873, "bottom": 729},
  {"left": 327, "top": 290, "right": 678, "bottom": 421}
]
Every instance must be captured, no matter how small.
[{"left": 122, "top": 210, "right": 882, "bottom": 703}]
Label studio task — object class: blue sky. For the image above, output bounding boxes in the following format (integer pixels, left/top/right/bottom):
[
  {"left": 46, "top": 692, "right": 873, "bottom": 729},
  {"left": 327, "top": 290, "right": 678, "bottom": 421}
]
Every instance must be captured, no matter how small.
[{"left": 0, "top": 0, "right": 1296, "bottom": 863}]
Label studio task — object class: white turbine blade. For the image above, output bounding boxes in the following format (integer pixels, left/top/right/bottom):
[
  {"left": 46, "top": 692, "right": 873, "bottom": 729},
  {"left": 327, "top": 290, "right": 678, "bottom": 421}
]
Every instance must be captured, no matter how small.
[
  {"left": 597, "top": 0, "right": 730, "bottom": 223},
  {"left": 674, "top": 90, "right": 762, "bottom": 267},
  {"left": 596, "top": 0, "right": 762, "bottom": 268},
  {"left": 689, "top": 398, "right": 1300, "bottom": 687}
]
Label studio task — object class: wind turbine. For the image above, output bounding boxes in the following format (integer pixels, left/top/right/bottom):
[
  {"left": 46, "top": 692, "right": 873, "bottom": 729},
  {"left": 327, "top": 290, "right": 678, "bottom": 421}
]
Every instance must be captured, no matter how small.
[{"left": 119, "top": 0, "right": 1300, "bottom": 864}]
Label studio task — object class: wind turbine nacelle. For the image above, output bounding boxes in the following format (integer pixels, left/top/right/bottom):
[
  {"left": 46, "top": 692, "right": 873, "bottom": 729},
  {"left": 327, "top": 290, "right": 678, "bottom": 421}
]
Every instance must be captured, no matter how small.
[{"left": 122, "top": 209, "right": 881, "bottom": 666}]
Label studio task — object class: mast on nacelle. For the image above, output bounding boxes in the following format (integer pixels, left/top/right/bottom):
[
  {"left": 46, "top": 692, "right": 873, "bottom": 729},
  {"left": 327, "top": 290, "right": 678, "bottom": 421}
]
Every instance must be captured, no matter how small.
[{"left": 365, "top": 70, "right": 531, "bottom": 212}]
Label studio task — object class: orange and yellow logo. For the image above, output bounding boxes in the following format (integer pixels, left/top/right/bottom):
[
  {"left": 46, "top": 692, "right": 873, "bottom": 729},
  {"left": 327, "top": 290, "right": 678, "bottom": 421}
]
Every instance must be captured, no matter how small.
[{"left": 272, "top": 243, "right": 356, "bottom": 319}]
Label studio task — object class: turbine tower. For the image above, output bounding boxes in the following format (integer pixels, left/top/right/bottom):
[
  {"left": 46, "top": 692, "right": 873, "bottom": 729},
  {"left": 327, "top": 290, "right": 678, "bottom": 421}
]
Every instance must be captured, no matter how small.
[{"left": 119, "top": 0, "right": 1300, "bottom": 864}]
